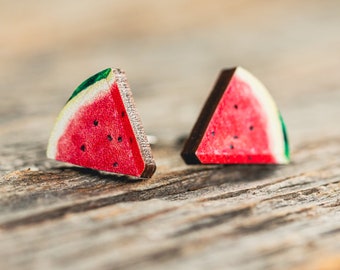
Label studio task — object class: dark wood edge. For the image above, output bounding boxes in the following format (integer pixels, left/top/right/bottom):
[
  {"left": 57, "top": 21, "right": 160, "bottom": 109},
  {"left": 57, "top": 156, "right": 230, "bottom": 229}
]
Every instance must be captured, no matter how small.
[
  {"left": 113, "top": 69, "right": 156, "bottom": 178},
  {"left": 181, "top": 68, "right": 237, "bottom": 164}
]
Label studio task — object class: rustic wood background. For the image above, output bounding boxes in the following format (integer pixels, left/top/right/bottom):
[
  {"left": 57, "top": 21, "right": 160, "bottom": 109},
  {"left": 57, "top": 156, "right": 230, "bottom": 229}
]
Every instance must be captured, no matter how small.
[{"left": 0, "top": 0, "right": 339, "bottom": 269}]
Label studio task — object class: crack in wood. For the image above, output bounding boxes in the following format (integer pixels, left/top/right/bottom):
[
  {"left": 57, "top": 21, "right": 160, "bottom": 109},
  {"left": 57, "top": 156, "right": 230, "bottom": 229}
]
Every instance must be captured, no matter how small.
[
  {"left": 232, "top": 207, "right": 314, "bottom": 235},
  {"left": 171, "top": 205, "right": 253, "bottom": 237}
]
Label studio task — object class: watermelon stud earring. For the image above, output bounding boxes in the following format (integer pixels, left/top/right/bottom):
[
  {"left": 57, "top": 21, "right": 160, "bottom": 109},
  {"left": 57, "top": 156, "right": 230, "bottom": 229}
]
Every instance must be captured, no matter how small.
[
  {"left": 47, "top": 68, "right": 156, "bottom": 178},
  {"left": 181, "top": 66, "right": 290, "bottom": 165}
]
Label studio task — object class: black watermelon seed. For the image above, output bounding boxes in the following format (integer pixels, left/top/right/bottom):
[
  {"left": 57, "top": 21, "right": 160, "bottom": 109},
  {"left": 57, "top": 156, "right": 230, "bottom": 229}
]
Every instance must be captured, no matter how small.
[
  {"left": 230, "top": 144, "right": 234, "bottom": 149},
  {"left": 234, "top": 135, "right": 238, "bottom": 139},
  {"left": 249, "top": 126, "right": 254, "bottom": 131},
  {"left": 107, "top": 135, "right": 113, "bottom": 141},
  {"left": 234, "top": 104, "right": 238, "bottom": 109},
  {"left": 80, "top": 144, "right": 86, "bottom": 152},
  {"left": 113, "top": 162, "right": 118, "bottom": 167},
  {"left": 121, "top": 111, "right": 125, "bottom": 117},
  {"left": 118, "top": 136, "right": 122, "bottom": 142},
  {"left": 211, "top": 131, "right": 215, "bottom": 136},
  {"left": 93, "top": 120, "right": 98, "bottom": 126}
]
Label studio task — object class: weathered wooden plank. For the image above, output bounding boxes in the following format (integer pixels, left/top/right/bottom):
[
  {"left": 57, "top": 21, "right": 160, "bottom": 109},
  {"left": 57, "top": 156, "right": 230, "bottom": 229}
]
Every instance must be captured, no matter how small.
[{"left": 0, "top": 137, "right": 339, "bottom": 269}]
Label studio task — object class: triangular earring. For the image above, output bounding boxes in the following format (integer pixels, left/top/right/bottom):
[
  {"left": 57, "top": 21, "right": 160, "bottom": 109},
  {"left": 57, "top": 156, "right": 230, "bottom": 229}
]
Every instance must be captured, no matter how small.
[
  {"left": 47, "top": 68, "right": 156, "bottom": 178},
  {"left": 181, "top": 67, "right": 290, "bottom": 165}
]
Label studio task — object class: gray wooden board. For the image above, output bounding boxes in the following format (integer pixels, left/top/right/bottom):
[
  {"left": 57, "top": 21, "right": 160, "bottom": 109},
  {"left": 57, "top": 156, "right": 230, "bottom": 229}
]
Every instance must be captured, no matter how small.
[{"left": 0, "top": 0, "right": 339, "bottom": 269}]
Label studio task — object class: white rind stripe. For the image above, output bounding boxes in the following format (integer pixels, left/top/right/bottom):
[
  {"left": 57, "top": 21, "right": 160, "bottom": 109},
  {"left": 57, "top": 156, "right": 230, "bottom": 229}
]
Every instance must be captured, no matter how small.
[
  {"left": 46, "top": 76, "right": 113, "bottom": 159},
  {"left": 235, "top": 67, "right": 287, "bottom": 163}
]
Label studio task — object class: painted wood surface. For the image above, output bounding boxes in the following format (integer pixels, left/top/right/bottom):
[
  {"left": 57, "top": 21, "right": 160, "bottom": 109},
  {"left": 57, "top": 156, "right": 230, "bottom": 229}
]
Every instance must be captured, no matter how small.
[{"left": 0, "top": 1, "right": 339, "bottom": 269}]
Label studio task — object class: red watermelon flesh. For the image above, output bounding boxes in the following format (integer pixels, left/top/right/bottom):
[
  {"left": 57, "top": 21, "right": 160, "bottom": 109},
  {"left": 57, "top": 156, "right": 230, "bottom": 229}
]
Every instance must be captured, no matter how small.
[
  {"left": 196, "top": 75, "right": 275, "bottom": 164},
  {"left": 56, "top": 82, "right": 145, "bottom": 176},
  {"left": 181, "top": 67, "right": 289, "bottom": 164},
  {"left": 47, "top": 68, "right": 156, "bottom": 178}
]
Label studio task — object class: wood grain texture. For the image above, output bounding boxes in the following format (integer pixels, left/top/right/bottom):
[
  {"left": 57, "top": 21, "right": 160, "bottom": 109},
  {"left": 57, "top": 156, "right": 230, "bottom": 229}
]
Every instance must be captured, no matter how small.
[{"left": 0, "top": 0, "right": 339, "bottom": 269}]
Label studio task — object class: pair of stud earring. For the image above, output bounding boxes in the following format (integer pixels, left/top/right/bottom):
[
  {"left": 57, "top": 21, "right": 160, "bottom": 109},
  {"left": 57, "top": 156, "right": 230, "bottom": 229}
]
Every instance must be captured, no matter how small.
[{"left": 47, "top": 67, "right": 290, "bottom": 179}]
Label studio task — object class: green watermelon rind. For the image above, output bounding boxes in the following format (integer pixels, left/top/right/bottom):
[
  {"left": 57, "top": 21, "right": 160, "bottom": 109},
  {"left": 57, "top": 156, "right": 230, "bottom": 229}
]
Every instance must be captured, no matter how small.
[
  {"left": 279, "top": 113, "right": 290, "bottom": 160},
  {"left": 67, "top": 68, "right": 111, "bottom": 102},
  {"left": 233, "top": 67, "right": 290, "bottom": 164}
]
